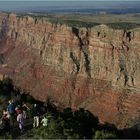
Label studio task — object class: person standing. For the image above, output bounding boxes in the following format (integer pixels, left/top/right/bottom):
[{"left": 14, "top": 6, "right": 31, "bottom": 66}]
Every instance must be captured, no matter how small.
[
  {"left": 32, "top": 104, "right": 40, "bottom": 127},
  {"left": 1, "top": 108, "right": 10, "bottom": 134},
  {"left": 15, "top": 105, "right": 22, "bottom": 115},
  {"left": 17, "top": 111, "right": 24, "bottom": 133},
  {"left": 7, "top": 100, "right": 15, "bottom": 127},
  {"left": 2, "top": 108, "right": 10, "bottom": 119},
  {"left": 0, "top": 116, "right": 10, "bottom": 135},
  {"left": 41, "top": 115, "right": 48, "bottom": 127},
  {"left": 22, "top": 102, "right": 30, "bottom": 119}
]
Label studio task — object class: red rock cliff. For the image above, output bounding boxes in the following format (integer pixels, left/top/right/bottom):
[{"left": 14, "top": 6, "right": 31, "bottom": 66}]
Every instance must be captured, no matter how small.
[{"left": 0, "top": 13, "right": 140, "bottom": 128}]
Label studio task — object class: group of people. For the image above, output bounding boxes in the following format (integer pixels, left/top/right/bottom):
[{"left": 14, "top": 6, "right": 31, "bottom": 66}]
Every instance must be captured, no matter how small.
[
  {"left": 32, "top": 103, "right": 48, "bottom": 128},
  {"left": 0, "top": 100, "right": 30, "bottom": 134},
  {"left": 0, "top": 99, "right": 48, "bottom": 135}
]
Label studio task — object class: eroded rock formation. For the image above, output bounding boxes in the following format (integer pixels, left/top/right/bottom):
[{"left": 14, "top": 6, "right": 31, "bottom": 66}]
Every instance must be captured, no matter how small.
[{"left": 0, "top": 13, "right": 140, "bottom": 128}]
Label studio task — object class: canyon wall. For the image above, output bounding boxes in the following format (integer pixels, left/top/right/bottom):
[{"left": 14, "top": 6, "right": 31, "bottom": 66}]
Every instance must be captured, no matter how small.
[{"left": 0, "top": 13, "right": 140, "bottom": 128}]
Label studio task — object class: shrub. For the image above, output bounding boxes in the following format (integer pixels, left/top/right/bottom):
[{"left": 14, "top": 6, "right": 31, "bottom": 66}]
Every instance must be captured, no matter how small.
[{"left": 94, "top": 130, "right": 117, "bottom": 139}]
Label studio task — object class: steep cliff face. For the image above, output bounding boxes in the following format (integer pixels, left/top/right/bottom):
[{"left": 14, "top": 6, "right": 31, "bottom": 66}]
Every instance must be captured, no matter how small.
[{"left": 0, "top": 13, "right": 140, "bottom": 128}]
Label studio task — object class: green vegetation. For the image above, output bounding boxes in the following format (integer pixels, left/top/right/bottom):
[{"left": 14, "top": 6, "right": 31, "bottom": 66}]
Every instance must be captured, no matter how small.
[
  {"left": 0, "top": 132, "right": 12, "bottom": 139},
  {"left": 47, "top": 19, "right": 100, "bottom": 28},
  {"left": 94, "top": 130, "right": 117, "bottom": 139},
  {"left": 0, "top": 78, "right": 140, "bottom": 139},
  {"left": 17, "top": 13, "right": 140, "bottom": 29},
  {"left": 47, "top": 18, "right": 140, "bottom": 30},
  {"left": 0, "top": 78, "right": 14, "bottom": 116},
  {"left": 0, "top": 77, "right": 44, "bottom": 120},
  {"left": 107, "top": 22, "right": 140, "bottom": 30},
  {"left": 26, "top": 108, "right": 118, "bottom": 139},
  {"left": 0, "top": 78, "right": 119, "bottom": 139}
]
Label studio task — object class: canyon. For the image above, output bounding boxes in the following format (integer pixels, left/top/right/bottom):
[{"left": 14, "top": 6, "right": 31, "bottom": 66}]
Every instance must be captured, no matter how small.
[{"left": 0, "top": 12, "right": 140, "bottom": 129}]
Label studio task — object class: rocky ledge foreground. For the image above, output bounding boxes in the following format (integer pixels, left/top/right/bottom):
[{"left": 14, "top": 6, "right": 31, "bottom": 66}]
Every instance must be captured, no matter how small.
[{"left": 0, "top": 13, "right": 140, "bottom": 128}]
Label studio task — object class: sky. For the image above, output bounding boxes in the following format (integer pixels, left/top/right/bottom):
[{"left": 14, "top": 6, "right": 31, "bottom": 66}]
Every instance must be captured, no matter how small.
[
  {"left": 0, "top": 1, "right": 140, "bottom": 13},
  {"left": 0, "top": 0, "right": 140, "bottom": 2}
]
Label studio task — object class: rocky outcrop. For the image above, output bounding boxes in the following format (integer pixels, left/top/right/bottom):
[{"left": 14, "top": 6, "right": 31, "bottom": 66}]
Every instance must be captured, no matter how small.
[{"left": 0, "top": 13, "right": 140, "bottom": 128}]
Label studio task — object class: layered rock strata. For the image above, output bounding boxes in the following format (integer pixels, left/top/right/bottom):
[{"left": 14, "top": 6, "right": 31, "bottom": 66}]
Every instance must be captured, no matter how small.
[{"left": 0, "top": 13, "right": 140, "bottom": 128}]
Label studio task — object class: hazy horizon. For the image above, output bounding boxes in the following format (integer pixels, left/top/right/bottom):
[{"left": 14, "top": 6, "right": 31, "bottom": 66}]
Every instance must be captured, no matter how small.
[
  {"left": 0, "top": 1, "right": 140, "bottom": 13},
  {"left": 0, "top": 0, "right": 140, "bottom": 2}
]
